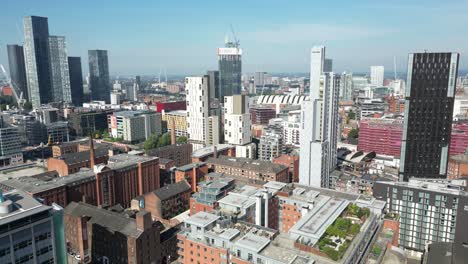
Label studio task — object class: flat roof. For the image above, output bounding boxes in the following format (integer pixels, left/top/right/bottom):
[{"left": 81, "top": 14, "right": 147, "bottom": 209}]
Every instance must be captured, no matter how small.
[
  {"left": 290, "top": 197, "right": 349, "bottom": 245},
  {"left": 377, "top": 178, "right": 468, "bottom": 197},
  {"left": 235, "top": 232, "right": 271, "bottom": 253},
  {"left": 185, "top": 211, "right": 220, "bottom": 228},
  {"left": 191, "top": 144, "right": 234, "bottom": 158},
  {"left": 218, "top": 193, "right": 256, "bottom": 210},
  {"left": 206, "top": 156, "right": 288, "bottom": 174},
  {"left": 263, "top": 181, "right": 287, "bottom": 191},
  {"left": 0, "top": 168, "right": 95, "bottom": 194},
  {"left": 0, "top": 189, "right": 52, "bottom": 226},
  {"left": 176, "top": 162, "right": 206, "bottom": 172}
]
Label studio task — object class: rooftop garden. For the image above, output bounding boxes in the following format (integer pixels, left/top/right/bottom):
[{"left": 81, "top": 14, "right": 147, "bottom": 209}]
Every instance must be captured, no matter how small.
[{"left": 317, "top": 204, "right": 370, "bottom": 261}]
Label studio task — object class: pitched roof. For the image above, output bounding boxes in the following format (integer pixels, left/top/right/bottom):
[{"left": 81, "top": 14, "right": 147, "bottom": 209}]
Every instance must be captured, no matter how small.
[
  {"left": 64, "top": 202, "right": 143, "bottom": 238},
  {"left": 152, "top": 181, "right": 191, "bottom": 200},
  {"left": 56, "top": 146, "right": 109, "bottom": 165}
]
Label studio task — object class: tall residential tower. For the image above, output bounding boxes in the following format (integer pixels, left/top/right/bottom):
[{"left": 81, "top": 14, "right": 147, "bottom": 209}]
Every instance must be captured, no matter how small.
[
  {"left": 48, "top": 35, "right": 71, "bottom": 103},
  {"left": 299, "top": 46, "right": 340, "bottom": 188},
  {"left": 68, "top": 57, "right": 84, "bottom": 106},
  {"left": 6, "top": 45, "right": 28, "bottom": 101},
  {"left": 88, "top": 50, "right": 110, "bottom": 103},
  {"left": 23, "top": 16, "right": 52, "bottom": 108},
  {"left": 399, "top": 52, "right": 459, "bottom": 181},
  {"left": 185, "top": 75, "right": 221, "bottom": 150},
  {"left": 218, "top": 39, "right": 242, "bottom": 98}
]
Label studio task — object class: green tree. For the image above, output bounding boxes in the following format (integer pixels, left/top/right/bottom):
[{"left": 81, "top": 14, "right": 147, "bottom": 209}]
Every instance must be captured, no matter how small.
[
  {"left": 323, "top": 247, "right": 340, "bottom": 261},
  {"left": 144, "top": 133, "right": 160, "bottom": 151},
  {"left": 348, "top": 128, "right": 359, "bottom": 139},
  {"left": 157, "top": 133, "right": 171, "bottom": 147},
  {"left": 349, "top": 224, "right": 360, "bottom": 235},
  {"left": 176, "top": 136, "right": 188, "bottom": 144}
]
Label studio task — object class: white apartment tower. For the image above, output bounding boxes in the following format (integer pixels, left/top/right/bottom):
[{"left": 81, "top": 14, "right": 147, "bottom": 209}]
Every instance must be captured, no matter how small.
[
  {"left": 370, "top": 66, "right": 384, "bottom": 87},
  {"left": 224, "top": 94, "right": 251, "bottom": 145},
  {"left": 186, "top": 76, "right": 221, "bottom": 150},
  {"left": 299, "top": 46, "right": 339, "bottom": 188}
]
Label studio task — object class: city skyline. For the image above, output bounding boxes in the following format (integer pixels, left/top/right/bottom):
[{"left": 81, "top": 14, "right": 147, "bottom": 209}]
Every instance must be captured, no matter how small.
[{"left": 0, "top": 1, "right": 468, "bottom": 76}]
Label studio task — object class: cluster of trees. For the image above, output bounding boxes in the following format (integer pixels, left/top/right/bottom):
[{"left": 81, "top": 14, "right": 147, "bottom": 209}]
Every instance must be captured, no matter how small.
[
  {"left": 144, "top": 133, "right": 172, "bottom": 151},
  {"left": 143, "top": 133, "right": 187, "bottom": 151},
  {"left": 347, "top": 204, "right": 370, "bottom": 219}
]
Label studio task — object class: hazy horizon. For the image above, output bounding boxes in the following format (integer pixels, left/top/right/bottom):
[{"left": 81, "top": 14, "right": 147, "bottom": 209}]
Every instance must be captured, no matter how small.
[{"left": 1, "top": 1, "right": 468, "bottom": 76}]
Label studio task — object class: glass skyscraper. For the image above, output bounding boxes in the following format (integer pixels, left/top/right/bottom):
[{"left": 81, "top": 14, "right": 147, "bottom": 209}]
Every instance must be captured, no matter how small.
[
  {"left": 88, "top": 50, "right": 110, "bottom": 103},
  {"left": 68, "top": 57, "right": 84, "bottom": 107},
  {"left": 49, "top": 35, "right": 71, "bottom": 103},
  {"left": 399, "top": 52, "right": 459, "bottom": 181},
  {"left": 6, "top": 45, "right": 28, "bottom": 101},
  {"left": 218, "top": 41, "right": 242, "bottom": 99},
  {"left": 23, "top": 16, "right": 52, "bottom": 108}
]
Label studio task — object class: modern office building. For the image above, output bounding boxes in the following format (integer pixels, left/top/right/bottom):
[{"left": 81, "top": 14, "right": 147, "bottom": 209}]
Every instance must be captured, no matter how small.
[
  {"left": 6, "top": 44, "right": 28, "bottom": 100},
  {"left": 0, "top": 126, "right": 23, "bottom": 167},
  {"left": 107, "top": 111, "right": 162, "bottom": 143},
  {"left": 282, "top": 110, "right": 301, "bottom": 147},
  {"left": 340, "top": 72, "right": 353, "bottom": 101},
  {"left": 358, "top": 118, "right": 403, "bottom": 157},
  {"left": 162, "top": 110, "right": 188, "bottom": 137},
  {"left": 399, "top": 52, "right": 459, "bottom": 181},
  {"left": 68, "top": 57, "right": 84, "bottom": 106},
  {"left": 218, "top": 39, "right": 242, "bottom": 97},
  {"left": 207, "top": 70, "right": 220, "bottom": 103},
  {"left": 250, "top": 106, "right": 276, "bottom": 125},
  {"left": 23, "top": 16, "right": 52, "bottom": 108},
  {"left": 0, "top": 189, "right": 67, "bottom": 264},
  {"left": 370, "top": 66, "right": 384, "bottom": 87},
  {"left": 374, "top": 179, "right": 468, "bottom": 261},
  {"left": 88, "top": 50, "right": 110, "bottom": 103},
  {"left": 300, "top": 46, "right": 340, "bottom": 188},
  {"left": 48, "top": 35, "right": 71, "bottom": 103},
  {"left": 185, "top": 76, "right": 221, "bottom": 149},
  {"left": 259, "top": 125, "right": 285, "bottom": 161},
  {"left": 189, "top": 177, "right": 235, "bottom": 215},
  {"left": 223, "top": 95, "right": 251, "bottom": 145}
]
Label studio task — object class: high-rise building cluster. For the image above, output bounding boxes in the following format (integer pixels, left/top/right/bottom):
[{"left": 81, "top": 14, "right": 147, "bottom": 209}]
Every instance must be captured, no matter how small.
[{"left": 1, "top": 11, "right": 468, "bottom": 264}]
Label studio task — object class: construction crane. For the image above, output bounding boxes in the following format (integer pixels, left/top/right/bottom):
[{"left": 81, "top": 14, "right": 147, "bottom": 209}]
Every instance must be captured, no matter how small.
[
  {"left": 0, "top": 64, "right": 25, "bottom": 111},
  {"left": 230, "top": 25, "right": 240, "bottom": 48}
]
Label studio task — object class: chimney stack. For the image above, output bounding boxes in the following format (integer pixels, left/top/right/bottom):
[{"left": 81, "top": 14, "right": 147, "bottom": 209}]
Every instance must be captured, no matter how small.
[
  {"left": 136, "top": 210, "right": 152, "bottom": 231},
  {"left": 170, "top": 119, "right": 176, "bottom": 145},
  {"left": 89, "top": 136, "right": 95, "bottom": 168}
]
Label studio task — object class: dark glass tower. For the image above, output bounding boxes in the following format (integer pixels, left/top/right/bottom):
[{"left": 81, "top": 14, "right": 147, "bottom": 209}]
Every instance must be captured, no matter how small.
[
  {"left": 6, "top": 45, "right": 28, "bottom": 101},
  {"left": 218, "top": 42, "right": 242, "bottom": 98},
  {"left": 23, "top": 16, "right": 52, "bottom": 108},
  {"left": 88, "top": 50, "right": 110, "bottom": 103},
  {"left": 68, "top": 57, "right": 84, "bottom": 106},
  {"left": 207, "top": 70, "right": 220, "bottom": 102},
  {"left": 399, "top": 52, "right": 459, "bottom": 181}
]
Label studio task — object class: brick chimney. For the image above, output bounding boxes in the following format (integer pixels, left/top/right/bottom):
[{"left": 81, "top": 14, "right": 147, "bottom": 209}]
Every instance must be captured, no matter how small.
[
  {"left": 171, "top": 119, "right": 176, "bottom": 145},
  {"left": 136, "top": 210, "right": 152, "bottom": 231},
  {"left": 89, "top": 136, "right": 95, "bottom": 168},
  {"left": 191, "top": 165, "right": 198, "bottom": 192}
]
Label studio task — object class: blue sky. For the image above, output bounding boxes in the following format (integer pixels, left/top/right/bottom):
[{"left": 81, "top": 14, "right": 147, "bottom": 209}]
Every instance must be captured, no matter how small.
[{"left": 1, "top": 0, "right": 467, "bottom": 76}]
